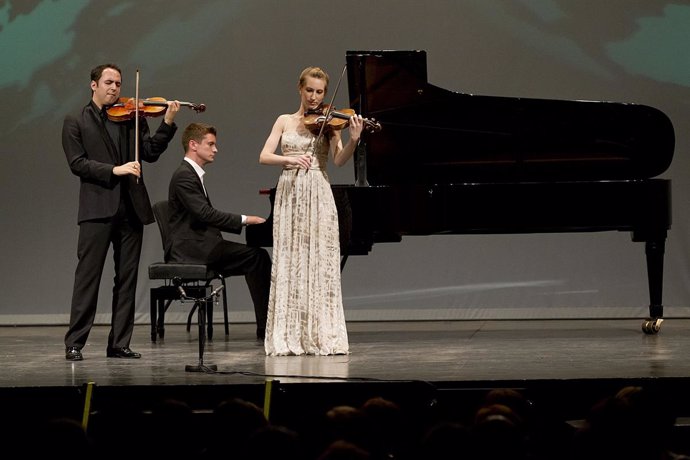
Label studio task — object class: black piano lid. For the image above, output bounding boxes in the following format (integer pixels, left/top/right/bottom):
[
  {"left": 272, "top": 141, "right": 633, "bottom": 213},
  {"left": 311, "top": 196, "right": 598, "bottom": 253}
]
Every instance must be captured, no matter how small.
[
  {"left": 346, "top": 50, "right": 675, "bottom": 185},
  {"left": 247, "top": 51, "right": 673, "bottom": 323}
]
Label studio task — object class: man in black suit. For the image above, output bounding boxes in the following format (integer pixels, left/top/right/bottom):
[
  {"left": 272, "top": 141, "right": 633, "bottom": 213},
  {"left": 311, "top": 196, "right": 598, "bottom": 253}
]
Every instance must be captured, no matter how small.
[
  {"left": 167, "top": 122, "right": 271, "bottom": 340},
  {"left": 62, "top": 63, "right": 180, "bottom": 361}
]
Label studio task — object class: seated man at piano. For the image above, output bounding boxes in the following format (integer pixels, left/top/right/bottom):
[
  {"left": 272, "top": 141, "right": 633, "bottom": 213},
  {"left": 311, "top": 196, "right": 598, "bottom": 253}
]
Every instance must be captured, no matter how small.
[{"left": 166, "top": 122, "right": 272, "bottom": 341}]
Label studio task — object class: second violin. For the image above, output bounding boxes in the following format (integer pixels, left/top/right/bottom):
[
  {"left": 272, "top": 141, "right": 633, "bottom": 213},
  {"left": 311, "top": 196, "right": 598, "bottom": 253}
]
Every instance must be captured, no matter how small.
[
  {"left": 106, "top": 97, "right": 206, "bottom": 122},
  {"left": 304, "top": 104, "right": 382, "bottom": 135}
]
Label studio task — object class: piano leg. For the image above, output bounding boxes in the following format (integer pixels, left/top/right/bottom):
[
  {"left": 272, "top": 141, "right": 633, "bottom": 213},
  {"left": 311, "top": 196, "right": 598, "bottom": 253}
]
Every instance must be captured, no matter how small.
[{"left": 634, "top": 232, "right": 666, "bottom": 334}]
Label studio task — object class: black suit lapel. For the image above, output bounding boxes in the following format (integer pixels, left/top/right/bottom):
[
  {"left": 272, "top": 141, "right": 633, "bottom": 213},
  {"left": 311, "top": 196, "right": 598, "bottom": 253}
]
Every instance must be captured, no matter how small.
[
  {"left": 182, "top": 160, "right": 211, "bottom": 204},
  {"left": 88, "top": 103, "right": 120, "bottom": 164}
]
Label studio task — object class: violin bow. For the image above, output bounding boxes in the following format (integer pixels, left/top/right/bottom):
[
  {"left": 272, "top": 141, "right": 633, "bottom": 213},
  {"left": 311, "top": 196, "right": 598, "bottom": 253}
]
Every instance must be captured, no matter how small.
[
  {"left": 301, "top": 64, "right": 348, "bottom": 175},
  {"left": 313, "top": 64, "right": 347, "bottom": 148},
  {"left": 134, "top": 69, "right": 140, "bottom": 184}
]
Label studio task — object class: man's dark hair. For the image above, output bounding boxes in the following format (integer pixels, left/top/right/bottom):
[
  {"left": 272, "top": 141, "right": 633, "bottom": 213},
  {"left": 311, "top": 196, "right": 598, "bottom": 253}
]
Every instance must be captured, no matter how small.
[
  {"left": 90, "top": 63, "right": 122, "bottom": 83},
  {"left": 182, "top": 122, "right": 217, "bottom": 151}
]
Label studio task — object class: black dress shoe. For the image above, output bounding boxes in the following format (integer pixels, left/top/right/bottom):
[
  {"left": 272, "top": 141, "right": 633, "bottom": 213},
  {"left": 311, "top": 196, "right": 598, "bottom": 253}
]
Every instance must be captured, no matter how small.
[
  {"left": 106, "top": 347, "right": 141, "bottom": 359},
  {"left": 256, "top": 328, "right": 265, "bottom": 341},
  {"left": 65, "top": 347, "right": 83, "bottom": 361}
]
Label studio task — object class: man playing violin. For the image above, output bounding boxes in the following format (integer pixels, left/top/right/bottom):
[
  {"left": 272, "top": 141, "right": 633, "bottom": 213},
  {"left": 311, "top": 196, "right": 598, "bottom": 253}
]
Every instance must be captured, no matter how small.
[{"left": 62, "top": 63, "right": 181, "bottom": 361}]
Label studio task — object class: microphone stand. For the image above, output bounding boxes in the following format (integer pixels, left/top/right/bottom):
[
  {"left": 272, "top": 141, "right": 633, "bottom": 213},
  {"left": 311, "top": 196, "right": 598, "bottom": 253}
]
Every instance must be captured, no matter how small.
[{"left": 175, "top": 281, "right": 223, "bottom": 372}]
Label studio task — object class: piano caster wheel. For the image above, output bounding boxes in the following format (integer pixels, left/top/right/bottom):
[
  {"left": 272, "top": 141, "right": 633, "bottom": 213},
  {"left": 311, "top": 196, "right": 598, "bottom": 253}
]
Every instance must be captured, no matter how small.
[{"left": 642, "top": 318, "right": 663, "bottom": 335}]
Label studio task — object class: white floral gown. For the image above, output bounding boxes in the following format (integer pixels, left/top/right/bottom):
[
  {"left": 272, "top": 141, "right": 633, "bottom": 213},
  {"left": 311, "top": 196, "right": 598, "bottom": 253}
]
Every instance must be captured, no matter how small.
[{"left": 264, "top": 129, "right": 349, "bottom": 356}]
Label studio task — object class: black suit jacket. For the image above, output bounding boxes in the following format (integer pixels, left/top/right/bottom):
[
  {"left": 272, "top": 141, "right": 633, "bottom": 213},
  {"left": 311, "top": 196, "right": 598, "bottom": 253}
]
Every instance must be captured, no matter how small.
[
  {"left": 166, "top": 160, "right": 244, "bottom": 264},
  {"left": 62, "top": 101, "right": 177, "bottom": 224}
]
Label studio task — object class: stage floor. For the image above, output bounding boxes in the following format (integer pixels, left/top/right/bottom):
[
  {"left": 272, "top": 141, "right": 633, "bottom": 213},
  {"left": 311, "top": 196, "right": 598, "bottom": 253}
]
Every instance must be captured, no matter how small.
[
  {"left": 3, "top": 318, "right": 690, "bottom": 425},
  {"left": 2, "top": 318, "right": 690, "bottom": 387}
]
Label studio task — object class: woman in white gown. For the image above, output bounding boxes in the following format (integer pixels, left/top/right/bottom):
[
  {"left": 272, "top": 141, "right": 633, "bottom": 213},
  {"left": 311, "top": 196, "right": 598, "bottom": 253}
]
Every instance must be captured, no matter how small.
[{"left": 259, "top": 67, "right": 364, "bottom": 356}]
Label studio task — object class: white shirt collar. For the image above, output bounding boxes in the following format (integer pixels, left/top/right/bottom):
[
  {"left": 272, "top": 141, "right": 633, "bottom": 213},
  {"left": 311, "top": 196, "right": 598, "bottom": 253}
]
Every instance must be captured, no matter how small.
[
  {"left": 184, "top": 157, "right": 207, "bottom": 195},
  {"left": 184, "top": 156, "right": 205, "bottom": 180}
]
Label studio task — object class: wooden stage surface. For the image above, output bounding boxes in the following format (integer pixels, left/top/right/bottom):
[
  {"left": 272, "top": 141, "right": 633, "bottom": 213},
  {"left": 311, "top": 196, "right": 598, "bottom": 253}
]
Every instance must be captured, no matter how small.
[
  {"left": 2, "top": 318, "right": 690, "bottom": 419},
  {"left": 3, "top": 318, "right": 690, "bottom": 457}
]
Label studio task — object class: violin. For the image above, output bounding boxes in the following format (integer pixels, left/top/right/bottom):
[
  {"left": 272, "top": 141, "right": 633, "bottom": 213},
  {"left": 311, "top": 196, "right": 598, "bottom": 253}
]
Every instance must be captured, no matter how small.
[
  {"left": 303, "top": 104, "right": 382, "bottom": 135},
  {"left": 106, "top": 96, "right": 206, "bottom": 122}
]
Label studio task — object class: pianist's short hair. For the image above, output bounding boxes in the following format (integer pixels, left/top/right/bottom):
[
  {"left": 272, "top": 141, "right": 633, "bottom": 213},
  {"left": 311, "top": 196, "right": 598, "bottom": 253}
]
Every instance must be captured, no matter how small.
[
  {"left": 182, "top": 122, "right": 217, "bottom": 151},
  {"left": 298, "top": 66, "right": 329, "bottom": 92}
]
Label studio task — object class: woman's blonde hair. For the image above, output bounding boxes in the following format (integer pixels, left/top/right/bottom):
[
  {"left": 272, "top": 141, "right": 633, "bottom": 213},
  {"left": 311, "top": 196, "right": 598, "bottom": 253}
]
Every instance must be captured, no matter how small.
[{"left": 298, "top": 66, "right": 329, "bottom": 92}]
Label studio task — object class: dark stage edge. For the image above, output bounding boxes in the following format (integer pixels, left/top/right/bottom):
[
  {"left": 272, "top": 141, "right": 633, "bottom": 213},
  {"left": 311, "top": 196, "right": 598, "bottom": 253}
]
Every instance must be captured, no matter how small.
[{"left": 3, "top": 319, "right": 690, "bottom": 443}]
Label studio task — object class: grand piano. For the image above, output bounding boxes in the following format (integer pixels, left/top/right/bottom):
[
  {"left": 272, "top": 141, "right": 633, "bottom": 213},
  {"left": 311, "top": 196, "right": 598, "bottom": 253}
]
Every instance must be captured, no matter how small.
[{"left": 247, "top": 50, "right": 675, "bottom": 334}]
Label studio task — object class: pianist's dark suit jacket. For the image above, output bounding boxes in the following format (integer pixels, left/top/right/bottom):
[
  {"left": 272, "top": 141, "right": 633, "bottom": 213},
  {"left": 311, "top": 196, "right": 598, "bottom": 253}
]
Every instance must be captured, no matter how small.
[{"left": 166, "top": 160, "right": 244, "bottom": 263}]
